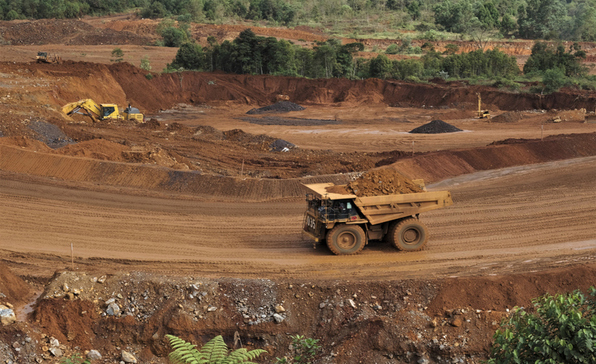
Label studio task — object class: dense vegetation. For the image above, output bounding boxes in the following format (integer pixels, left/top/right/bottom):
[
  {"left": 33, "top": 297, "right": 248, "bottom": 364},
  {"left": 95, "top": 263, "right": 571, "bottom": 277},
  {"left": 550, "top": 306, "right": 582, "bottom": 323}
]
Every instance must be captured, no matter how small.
[
  {"left": 165, "top": 27, "right": 594, "bottom": 93},
  {"left": 488, "top": 288, "right": 596, "bottom": 364},
  {"left": 3, "top": 0, "right": 596, "bottom": 42}
]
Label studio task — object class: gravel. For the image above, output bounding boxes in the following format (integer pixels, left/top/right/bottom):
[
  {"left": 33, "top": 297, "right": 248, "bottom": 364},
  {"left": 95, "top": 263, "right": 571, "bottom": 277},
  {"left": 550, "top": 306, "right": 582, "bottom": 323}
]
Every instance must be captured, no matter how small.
[
  {"left": 246, "top": 101, "right": 306, "bottom": 114},
  {"left": 409, "top": 120, "right": 462, "bottom": 134},
  {"left": 27, "top": 120, "right": 74, "bottom": 148}
]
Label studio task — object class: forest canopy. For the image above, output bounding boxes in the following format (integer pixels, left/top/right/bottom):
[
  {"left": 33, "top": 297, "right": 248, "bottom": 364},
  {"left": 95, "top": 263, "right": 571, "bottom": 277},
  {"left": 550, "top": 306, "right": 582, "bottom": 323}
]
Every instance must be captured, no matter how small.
[{"left": 2, "top": 0, "right": 596, "bottom": 41}]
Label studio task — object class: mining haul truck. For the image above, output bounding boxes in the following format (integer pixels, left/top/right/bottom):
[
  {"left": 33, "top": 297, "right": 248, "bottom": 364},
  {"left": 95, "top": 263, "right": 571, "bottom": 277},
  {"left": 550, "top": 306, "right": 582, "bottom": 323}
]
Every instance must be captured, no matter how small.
[{"left": 302, "top": 182, "right": 453, "bottom": 255}]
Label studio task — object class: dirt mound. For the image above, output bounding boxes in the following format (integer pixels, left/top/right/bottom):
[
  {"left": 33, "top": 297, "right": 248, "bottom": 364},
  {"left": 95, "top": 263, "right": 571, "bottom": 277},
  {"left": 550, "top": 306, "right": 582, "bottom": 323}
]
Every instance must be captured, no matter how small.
[
  {"left": 55, "top": 139, "right": 129, "bottom": 161},
  {"left": 345, "top": 169, "right": 423, "bottom": 197},
  {"left": 427, "top": 264, "right": 596, "bottom": 315},
  {"left": 246, "top": 101, "right": 306, "bottom": 114},
  {"left": 409, "top": 120, "right": 462, "bottom": 134},
  {"left": 0, "top": 136, "right": 52, "bottom": 152},
  {"left": 0, "top": 264, "right": 31, "bottom": 305},
  {"left": 490, "top": 111, "right": 524, "bottom": 123},
  {"left": 223, "top": 129, "right": 296, "bottom": 152},
  {"left": 0, "top": 19, "right": 152, "bottom": 45}
]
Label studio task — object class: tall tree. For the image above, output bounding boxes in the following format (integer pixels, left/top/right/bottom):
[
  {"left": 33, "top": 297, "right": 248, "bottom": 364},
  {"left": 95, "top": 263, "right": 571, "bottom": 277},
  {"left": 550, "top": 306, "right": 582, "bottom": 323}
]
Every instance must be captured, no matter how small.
[{"left": 517, "top": 0, "right": 566, "bottom": 39}]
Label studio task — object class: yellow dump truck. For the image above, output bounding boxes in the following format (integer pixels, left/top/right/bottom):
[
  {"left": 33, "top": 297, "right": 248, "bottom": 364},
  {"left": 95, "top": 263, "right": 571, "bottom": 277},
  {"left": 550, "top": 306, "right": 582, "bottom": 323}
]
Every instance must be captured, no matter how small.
[
  {"left": 302, "top": 182, "right": 453, "bottom": 255},
  {"left": 62, "top": 99, "right": 144, "bottom": 123}
]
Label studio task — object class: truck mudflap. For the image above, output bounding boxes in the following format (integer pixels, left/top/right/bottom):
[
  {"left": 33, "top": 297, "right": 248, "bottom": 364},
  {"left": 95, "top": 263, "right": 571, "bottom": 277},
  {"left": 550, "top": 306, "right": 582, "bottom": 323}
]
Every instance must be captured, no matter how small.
[{"left": 301, "top": 230, "right": 321, "bottom": 243}]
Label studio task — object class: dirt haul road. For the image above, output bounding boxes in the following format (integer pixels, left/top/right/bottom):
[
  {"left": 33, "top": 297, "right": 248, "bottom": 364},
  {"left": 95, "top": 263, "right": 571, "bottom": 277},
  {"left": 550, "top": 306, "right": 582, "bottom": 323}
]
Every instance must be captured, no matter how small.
[{"left": 1, "top": 155, "right": 595, "bottom": 280}]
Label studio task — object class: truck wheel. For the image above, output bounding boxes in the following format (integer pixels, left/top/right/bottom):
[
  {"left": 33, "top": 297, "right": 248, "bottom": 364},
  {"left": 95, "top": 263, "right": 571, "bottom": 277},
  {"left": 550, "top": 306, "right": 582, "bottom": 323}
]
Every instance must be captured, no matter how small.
[
  {"left": 391, "top": 218, "right": 428, "bottom": 251},
  {"left": 326, "top": 225, "right": 366, "bottom": 255}
]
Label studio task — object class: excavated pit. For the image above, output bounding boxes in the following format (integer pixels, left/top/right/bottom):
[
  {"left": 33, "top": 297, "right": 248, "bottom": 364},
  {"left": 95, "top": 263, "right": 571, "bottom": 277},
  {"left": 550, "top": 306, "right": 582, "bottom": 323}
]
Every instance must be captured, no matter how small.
[{"left": 2, "top": 20, "right": 596, "bottom": 362}]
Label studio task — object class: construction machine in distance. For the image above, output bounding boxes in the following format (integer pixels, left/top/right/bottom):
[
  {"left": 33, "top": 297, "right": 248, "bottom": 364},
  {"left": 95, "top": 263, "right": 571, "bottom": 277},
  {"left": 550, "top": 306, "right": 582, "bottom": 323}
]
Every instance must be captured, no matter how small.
[
  {"left": 302, "top": 182, "right": 453, "bottom": 255},
  {"left": 36, "top": 52, "right": 61, "bottom": 64},
  {"left": 477, "top": 93, "right": 490, "bottom": 119},
  {"left": 62, "top": 99, "right": 144, "bottom": 123}
]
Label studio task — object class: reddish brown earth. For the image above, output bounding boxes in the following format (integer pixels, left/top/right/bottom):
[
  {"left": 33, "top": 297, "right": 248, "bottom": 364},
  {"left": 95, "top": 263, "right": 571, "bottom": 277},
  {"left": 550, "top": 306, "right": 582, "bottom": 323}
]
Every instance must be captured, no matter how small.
[{"left": 1, "top": 15, "right": 596, "bottom": 364}]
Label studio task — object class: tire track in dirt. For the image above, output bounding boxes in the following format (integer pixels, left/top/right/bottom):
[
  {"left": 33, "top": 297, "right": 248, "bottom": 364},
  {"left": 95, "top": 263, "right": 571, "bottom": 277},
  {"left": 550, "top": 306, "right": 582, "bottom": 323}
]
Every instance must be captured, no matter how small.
[{"left": 1, "top": 156, "right": 595, "bottom": 280}]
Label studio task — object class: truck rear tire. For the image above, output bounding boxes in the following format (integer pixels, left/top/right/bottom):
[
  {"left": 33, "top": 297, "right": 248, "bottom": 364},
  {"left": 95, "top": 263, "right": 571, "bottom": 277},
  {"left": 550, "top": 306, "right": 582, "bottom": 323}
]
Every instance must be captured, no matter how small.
[
  {"left": 391, "top": 218, "right": 428, "bottom": 251},
  {"left": 326, "top": 225, "right": 366, "bottom": 255}
]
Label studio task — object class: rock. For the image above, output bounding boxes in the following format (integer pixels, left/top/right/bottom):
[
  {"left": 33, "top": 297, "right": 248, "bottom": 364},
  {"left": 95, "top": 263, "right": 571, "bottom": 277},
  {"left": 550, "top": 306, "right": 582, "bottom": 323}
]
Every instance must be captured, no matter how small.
[
  {"left": 451, "top": 317, "right": 463, "bottom": 327},
  {"left": 273, "top": 313, "right": 284, "bottom": 323},
  {"left": 207, "top": 306, "right": 217, "bottom": 312},
  {"left": 121, "top": 350, "right": 137, "bottom": 363},
  {"left": 106, "top": 302, "right": 121, "bottom": 316},
  {"left": 87, "top": 350, "right": 102, "bottom": 360},
  {"left": 50, "top": 337, "right": 60, "bottom": 347},
  {"left": 347, "top": 299, "right": 356, "bottom": 308},
  {"left": 0, "top": 307, "right": 16, "bottom": 326},
  {"left": 274, "top": 304, "right": 285, "bottom": 313},
  {"left": 49, "top": 347, "right": 63, "bottom": 357}
]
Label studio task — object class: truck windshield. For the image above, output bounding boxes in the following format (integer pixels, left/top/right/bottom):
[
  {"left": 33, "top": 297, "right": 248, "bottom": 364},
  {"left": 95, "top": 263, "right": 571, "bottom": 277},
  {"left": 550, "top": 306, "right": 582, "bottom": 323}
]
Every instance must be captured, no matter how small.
[{"left": 309, "top": 198, "right": 355, "bottom": 221}]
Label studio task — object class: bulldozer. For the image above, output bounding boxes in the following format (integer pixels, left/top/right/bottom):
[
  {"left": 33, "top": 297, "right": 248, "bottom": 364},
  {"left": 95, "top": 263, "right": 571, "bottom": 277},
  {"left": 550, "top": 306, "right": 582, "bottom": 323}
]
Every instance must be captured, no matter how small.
[
  {"left": 36, "top": 52, "right": 61, "bottom": 64},
  {"left": 62, "top": 99, "right": 144, "bottom": 123}
]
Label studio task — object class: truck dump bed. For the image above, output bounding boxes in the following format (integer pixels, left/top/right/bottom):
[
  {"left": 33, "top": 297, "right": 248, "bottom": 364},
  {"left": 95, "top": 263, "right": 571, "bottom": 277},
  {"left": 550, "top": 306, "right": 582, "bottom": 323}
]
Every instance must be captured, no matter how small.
[{"left": 304, "top": 183, "right": 453, "bottom": 225}]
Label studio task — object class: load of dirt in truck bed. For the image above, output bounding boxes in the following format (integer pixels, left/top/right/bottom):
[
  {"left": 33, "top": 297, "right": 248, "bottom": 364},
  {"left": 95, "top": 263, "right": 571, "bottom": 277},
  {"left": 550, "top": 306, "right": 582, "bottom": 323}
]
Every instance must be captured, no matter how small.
[
  {"left": 326, "top": 169, "right": 423, "bottom": 197},
  {"left": 409, "top": 119, "right": 462, "bottom": 134},
  {"left": 246, "top": 101, "right": 306, "bottom": 114}
]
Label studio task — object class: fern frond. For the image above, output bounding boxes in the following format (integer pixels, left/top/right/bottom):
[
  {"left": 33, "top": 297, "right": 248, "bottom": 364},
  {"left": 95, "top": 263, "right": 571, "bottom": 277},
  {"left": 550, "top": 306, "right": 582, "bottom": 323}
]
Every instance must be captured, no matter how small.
[
  {"left": 200, "top": 335, "right": 229, "bottom": 363},
  {"left": 222, "top": 348, "right": 267, "bottom": 364},
  {"left": 166, "top": 334, "right": 208, "bottom": 364}
]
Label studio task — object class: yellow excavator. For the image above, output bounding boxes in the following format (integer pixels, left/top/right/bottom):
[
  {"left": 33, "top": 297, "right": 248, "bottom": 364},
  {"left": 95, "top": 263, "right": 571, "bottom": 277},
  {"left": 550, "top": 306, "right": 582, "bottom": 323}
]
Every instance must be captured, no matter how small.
[
  {"left": 477, "top": 93, "right": 490, "bottom": 119},
  {"left": 62, "top": 99, "right": 144, "bottom": 123}
]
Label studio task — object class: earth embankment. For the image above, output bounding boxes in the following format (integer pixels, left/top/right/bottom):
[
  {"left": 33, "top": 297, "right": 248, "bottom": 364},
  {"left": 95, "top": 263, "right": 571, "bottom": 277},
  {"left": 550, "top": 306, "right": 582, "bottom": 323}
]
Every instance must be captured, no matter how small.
[
  {"left": 3, "top": 61, "right": 595, "bottom": 116},
  {"left": 2, "top": 133, "right": 595, "bottom": 200}
]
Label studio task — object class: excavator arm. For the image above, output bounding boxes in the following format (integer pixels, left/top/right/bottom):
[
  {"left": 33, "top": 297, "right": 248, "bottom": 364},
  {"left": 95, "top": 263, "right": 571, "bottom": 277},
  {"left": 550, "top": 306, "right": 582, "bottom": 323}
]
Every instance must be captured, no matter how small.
[{"left": 62, "top": 99, "right": 104, "bottom": 123}]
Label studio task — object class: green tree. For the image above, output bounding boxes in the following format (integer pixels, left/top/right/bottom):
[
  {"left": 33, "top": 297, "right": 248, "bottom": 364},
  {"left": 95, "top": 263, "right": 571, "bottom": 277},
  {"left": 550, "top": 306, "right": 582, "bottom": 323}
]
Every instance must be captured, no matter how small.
[
  {"left": 170, "top": 42, "right": 205, "bottom": 70},
  {"left": 161, "top": 26, "right": 188, "bottom": 47},
  {"left": 523, "top": 42, "right": 586, "bottom": 76},
  {"left": 499, "top": 14, "right": 516, "bottom": 36},
  {"left": 517, "top": 0, "right": 566, "bottom": 39},
  {"left": 141, "top": 1, "right": 167, "bottom": 18},
  {"left": 433, "top": 0, "right": 478, "bottom": 33},
  {"left": 488, "top": 288, "right": 596, "bottom": 363},
  {"left": 369, "top": 54, "right": 392, "bottom": 79},
  {"left": 111, "top": 48, "right": 124, "bottom": 62},
  {"left": 167, "top": 335, "right": 266, "bottom": 364}
]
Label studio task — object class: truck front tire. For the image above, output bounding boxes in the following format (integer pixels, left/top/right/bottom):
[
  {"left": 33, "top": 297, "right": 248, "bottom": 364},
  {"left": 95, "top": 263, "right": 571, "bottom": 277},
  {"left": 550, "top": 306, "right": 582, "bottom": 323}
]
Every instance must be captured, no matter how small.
[
  {"left": 327, "top": 225, "right": 366, "bottom": 255},
  {"left": 390, "top": 218, "right": 428, "bottom": 251}
]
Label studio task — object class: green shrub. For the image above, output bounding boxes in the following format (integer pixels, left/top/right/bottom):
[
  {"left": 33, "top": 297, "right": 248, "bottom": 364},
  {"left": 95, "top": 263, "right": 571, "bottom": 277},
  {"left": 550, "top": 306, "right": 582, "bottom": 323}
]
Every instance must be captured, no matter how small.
[
  {"left": 275, "top": 335, "right": 321, "bottom": 364},
  {"left": 488, "top": 288, "right": 596, "bottom": 364},
  {"left": 385, "top": 44, "right": 399, "bottom": 55},
  {"left": 59, "top": 353, "right": 90, "bottom": 364},
  {"left": 110, "top": 48, "right": 123, "bottom": 63},
  {"left": 542, "top": 68, "right": 569, "bottom": 93}
]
